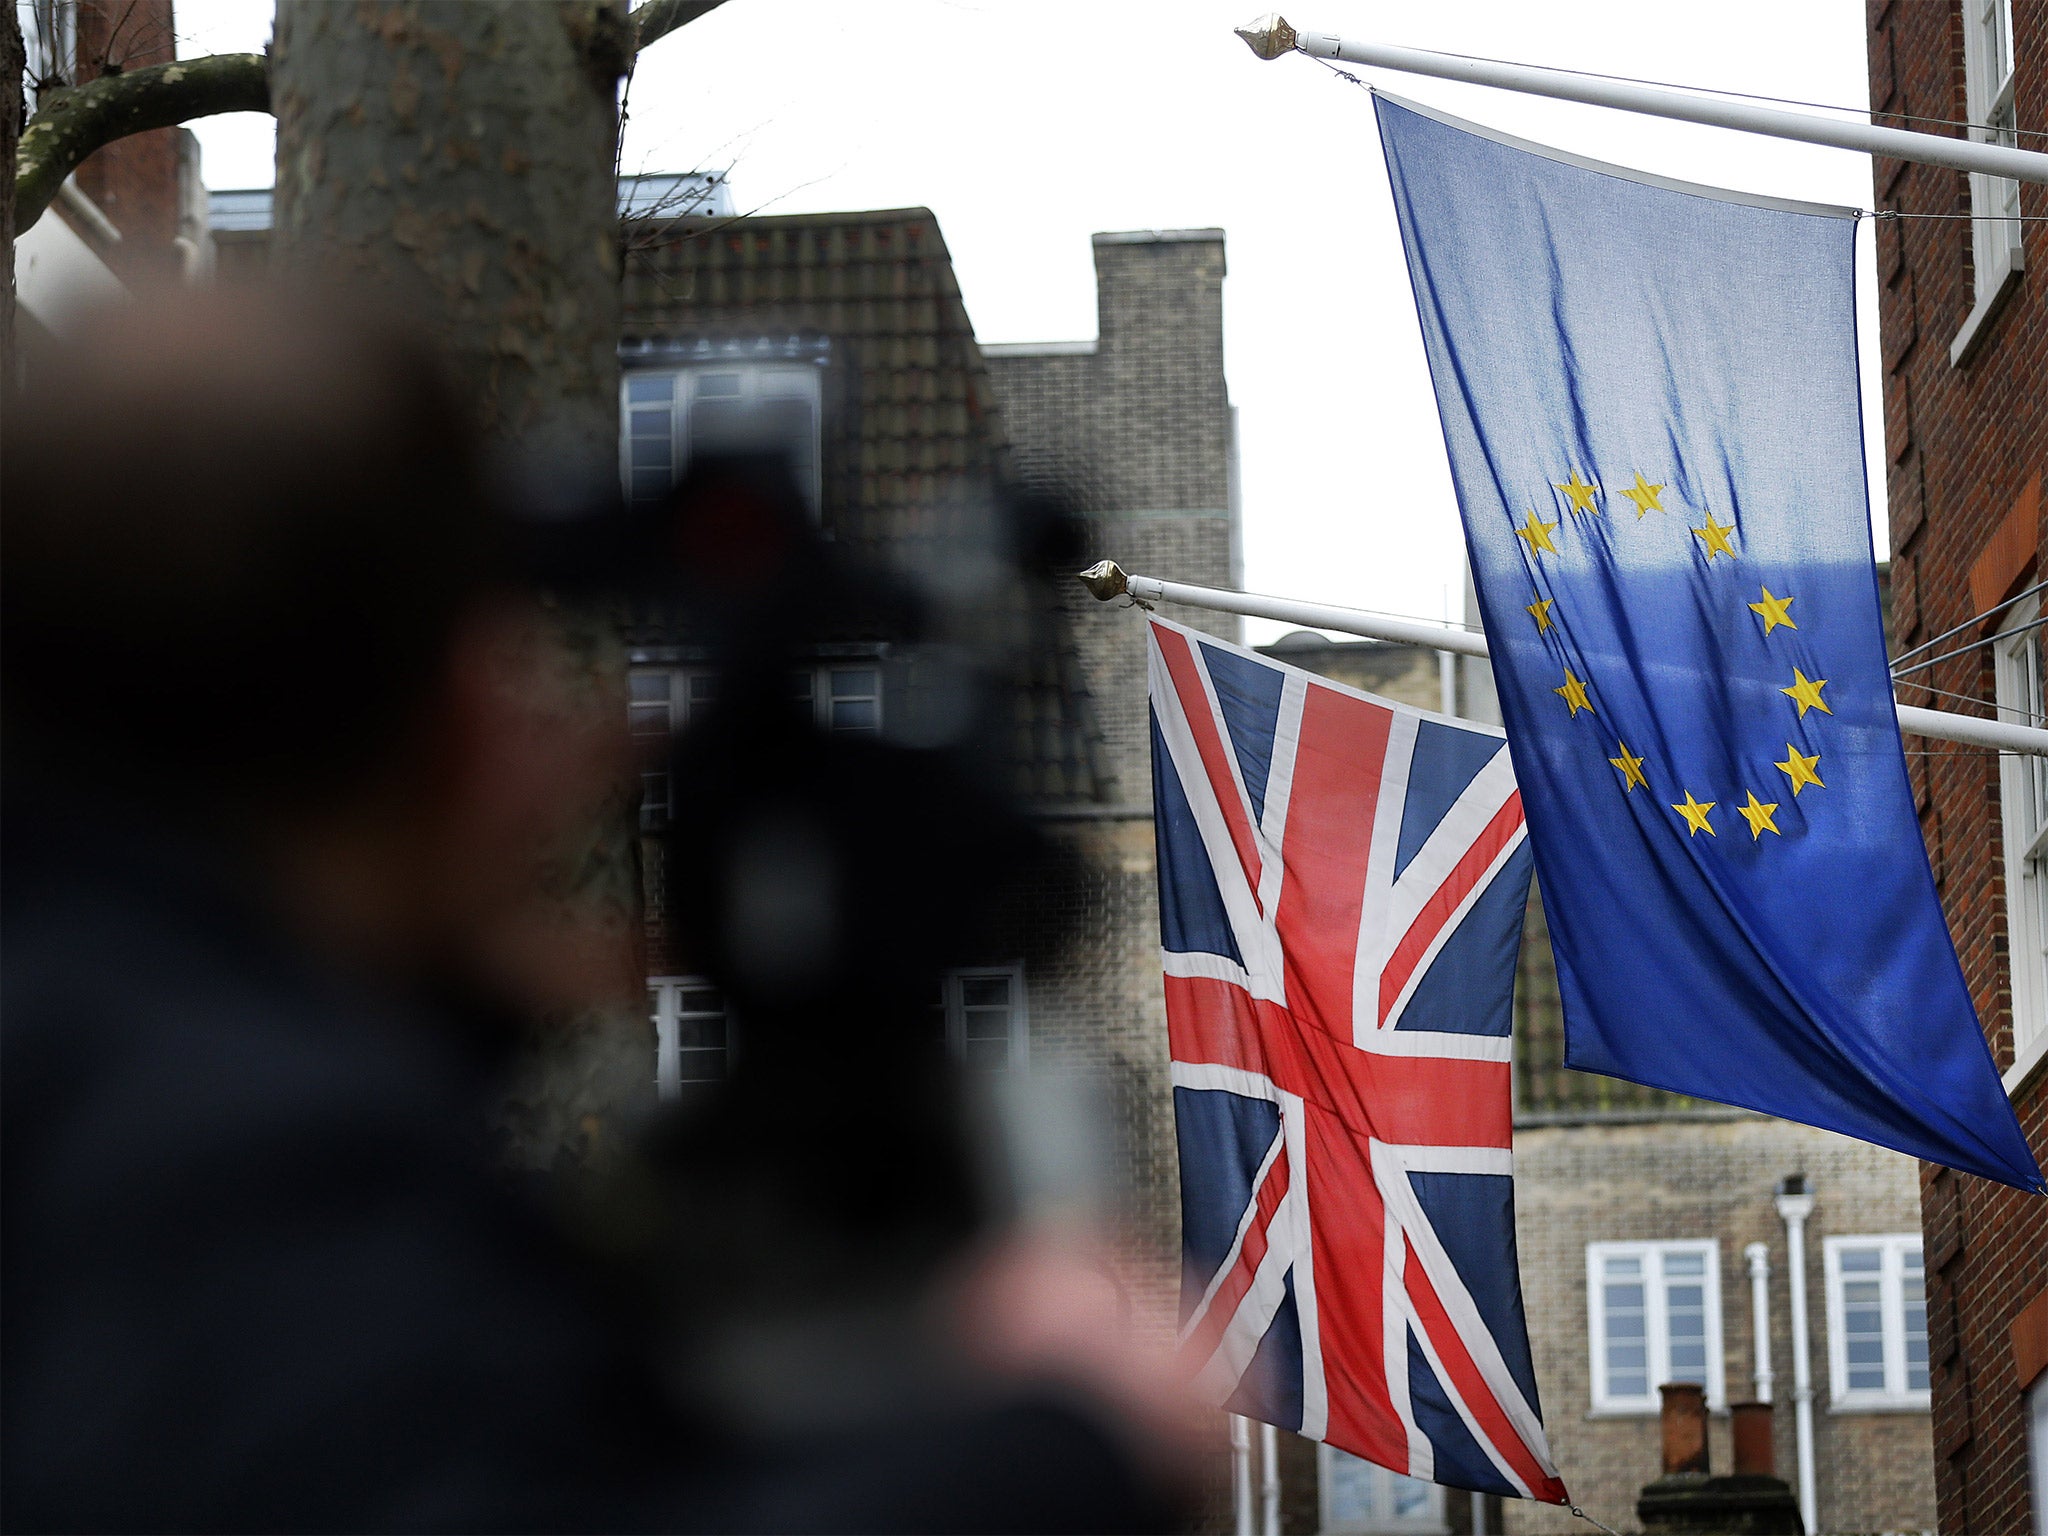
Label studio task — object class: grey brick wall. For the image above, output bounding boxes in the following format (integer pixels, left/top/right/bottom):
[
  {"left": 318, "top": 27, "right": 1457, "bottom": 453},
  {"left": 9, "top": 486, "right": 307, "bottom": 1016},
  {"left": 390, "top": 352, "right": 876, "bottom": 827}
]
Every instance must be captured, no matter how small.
[{"left": 988, "top": 230, "right": 1238, "bottom": 805}]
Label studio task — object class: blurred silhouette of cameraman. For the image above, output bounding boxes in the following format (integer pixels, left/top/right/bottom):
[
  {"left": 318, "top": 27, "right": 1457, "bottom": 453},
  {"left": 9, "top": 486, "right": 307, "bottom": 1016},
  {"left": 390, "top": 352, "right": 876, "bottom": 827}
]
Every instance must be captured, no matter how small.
[{"left": 1, "top": 287, "right": 1200, "bottom": 1533}]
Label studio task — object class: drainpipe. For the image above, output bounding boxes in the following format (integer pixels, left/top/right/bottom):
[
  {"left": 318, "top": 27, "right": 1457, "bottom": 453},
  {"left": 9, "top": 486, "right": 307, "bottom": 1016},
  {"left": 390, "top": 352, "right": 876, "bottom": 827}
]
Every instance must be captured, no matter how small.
[
  {"left": 1231, "top": 1414, "right": 1254, "bottom": 1536},
  {"left": 1774, "top": 1176, "right": 1818, "bottom": 1535},
  {"left": 1745, "top": 1242, "right": 1775, "bottom": 1404},
  {"left": 1260, "top": 1421, "right": 1280, "bottom": 1536}
]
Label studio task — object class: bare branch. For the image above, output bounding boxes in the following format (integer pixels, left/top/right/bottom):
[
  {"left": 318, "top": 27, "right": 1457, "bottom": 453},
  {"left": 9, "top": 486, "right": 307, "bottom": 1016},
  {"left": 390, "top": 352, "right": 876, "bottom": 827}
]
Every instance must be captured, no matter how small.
[
  {"left": 631, "top": 0, "right": 729, "bottom": 53},
  {"left": 14, "top": 52, "right": 268, "bottom": 235}
]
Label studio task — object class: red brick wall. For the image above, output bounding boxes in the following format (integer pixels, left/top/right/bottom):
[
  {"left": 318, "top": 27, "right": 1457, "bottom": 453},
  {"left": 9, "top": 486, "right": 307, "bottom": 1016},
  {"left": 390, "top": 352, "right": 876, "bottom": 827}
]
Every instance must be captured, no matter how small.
[
  {"left": 1868, "top": 2, "right": 2048, "bottom": 1531},
  {"left": 69, "top": 0, "right": 184, "bottom": 282}
]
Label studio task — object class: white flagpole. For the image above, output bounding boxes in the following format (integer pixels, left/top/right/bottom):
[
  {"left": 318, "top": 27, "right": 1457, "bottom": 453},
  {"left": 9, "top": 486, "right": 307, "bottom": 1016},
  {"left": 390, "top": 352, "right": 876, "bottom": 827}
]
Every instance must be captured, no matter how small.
[
  {"left": 1077, "top": 561, "right": 2048, "bottom": 758},
  {"left": 1235, "top": 14, "right": 2048, "bottom": 187}
]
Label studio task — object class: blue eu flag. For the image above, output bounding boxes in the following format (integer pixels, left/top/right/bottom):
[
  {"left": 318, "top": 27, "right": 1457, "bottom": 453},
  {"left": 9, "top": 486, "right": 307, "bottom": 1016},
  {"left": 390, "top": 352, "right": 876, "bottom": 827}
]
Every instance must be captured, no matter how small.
[{"left": 1376, "top": 93, "right": 2042, "bottom": 1191}]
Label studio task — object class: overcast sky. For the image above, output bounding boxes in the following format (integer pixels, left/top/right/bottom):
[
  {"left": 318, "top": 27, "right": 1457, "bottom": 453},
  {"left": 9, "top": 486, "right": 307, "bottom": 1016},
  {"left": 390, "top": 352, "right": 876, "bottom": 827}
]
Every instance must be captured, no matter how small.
[{"left": 177, "top": 0, "right": 1885, "bottom": 643}]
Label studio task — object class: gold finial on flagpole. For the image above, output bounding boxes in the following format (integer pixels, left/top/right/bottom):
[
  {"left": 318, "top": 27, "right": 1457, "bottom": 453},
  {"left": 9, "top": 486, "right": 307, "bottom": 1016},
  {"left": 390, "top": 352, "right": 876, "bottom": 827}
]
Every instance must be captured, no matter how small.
[
  {"left": 1234, "top": 13, "right": 1299, "bottom": 60},
  {"left": 1077, "top": 560, "right": 1130, "bottom": 601}
]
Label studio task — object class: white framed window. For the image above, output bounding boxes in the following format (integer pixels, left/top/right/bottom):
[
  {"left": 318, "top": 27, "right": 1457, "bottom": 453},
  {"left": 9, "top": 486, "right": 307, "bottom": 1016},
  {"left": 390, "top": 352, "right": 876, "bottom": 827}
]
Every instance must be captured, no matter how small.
[
  {"left": 1318, "top": 1445, "right": 1447, "bottom": 1535},
  {"left": 1955, "top": 0, "right": 2026, "bottom": 363},
  {"left": 934, "top": 966, "right": 1029, "bottom": 1072},
  {"left": 1587, "top": 1241, "right": 1725, "bottom": 1413},
  {"left": 1823, "top": 1235, "right": 1929, "bottom": 1410},
  {"left": 631, "top": 663, "right": 882, "bottom": 827},
  {"left": 1995, "top": 599, "right": 2048, "bottom": 1091},
  {"left": 648, "top": 976, "right": 729, "bottom": 1100},
  {"left": 621, "top": 361, "right": 822, "bottom": 516}
]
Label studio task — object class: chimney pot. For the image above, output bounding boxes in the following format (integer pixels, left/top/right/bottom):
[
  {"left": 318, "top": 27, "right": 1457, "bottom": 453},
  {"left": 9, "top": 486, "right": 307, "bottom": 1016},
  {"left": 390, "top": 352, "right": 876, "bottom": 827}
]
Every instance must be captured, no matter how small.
[
  {"left": 1658, "top": 1382, "right": 1709, "bottom": 1476},
  {"left": 1730, "top": 1401, "right": 1775, "bottom": 1476}
]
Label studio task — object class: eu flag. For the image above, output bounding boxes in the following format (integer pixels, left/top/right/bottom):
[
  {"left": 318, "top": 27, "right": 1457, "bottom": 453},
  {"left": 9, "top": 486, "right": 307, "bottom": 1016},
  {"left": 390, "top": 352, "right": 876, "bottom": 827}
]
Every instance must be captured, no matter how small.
[{"left": 1375, "top": 93, "right": 2042, "bottom": 1192}]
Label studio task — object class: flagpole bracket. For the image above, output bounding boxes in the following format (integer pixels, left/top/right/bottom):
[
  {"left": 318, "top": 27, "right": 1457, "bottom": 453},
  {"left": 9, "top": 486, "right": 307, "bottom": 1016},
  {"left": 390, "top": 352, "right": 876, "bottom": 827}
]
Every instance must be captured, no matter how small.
[{"left": 1234, "top": 13, "right": 1298, "bottom": 60}]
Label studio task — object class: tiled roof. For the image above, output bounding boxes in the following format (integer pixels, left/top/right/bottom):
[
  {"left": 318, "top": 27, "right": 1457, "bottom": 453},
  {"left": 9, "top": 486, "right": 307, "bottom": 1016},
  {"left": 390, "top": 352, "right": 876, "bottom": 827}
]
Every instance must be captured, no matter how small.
[
  {"left": 623, "top": 207, "right": 1106, "bottom": 804},
  {"left": 621, "top": 208, "right": 1010, "bottom": 551}
]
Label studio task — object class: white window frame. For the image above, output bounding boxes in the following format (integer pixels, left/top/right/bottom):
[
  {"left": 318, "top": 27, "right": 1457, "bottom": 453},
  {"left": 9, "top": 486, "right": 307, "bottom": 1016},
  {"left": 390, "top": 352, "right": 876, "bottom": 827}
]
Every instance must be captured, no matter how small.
[
  {"left": 620, "top": 360, "right": 823, "bottom": 516},
  {"left": 1317, "top": 1444, "right": 1448, "bottom": 1535},
  {"left": 937, "top": 965, "right": 1029, "bottom": 1073},
  {"left": 1586, "top": 1240, "right": 1726, "bottom": 1414},
  {"left": 1954, "top": 0, "right": 2026, "bottom": 364},
  {"left": 1822, "top": 1234, "right": 1930, "bottom": 1411},
  {"left": 1995, "top": 598, "right": 2048, "bottom": 1092},
  {"left": 648, "top": 976, "right": 730, "bottom": 1100}
]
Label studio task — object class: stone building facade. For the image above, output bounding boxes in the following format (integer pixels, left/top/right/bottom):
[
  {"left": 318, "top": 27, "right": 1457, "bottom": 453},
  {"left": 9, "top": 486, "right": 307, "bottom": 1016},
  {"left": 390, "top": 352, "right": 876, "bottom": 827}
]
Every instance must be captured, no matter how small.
[{"left": 1866, "top": 2, "right": 2048, "bottom": 1532}]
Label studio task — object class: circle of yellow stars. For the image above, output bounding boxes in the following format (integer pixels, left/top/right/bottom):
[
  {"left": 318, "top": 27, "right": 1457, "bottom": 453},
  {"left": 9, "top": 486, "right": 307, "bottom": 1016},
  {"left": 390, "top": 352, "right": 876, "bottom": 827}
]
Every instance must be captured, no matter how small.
[{"left": 1514, "top": 465, "right": 1831, "bottom": 845}]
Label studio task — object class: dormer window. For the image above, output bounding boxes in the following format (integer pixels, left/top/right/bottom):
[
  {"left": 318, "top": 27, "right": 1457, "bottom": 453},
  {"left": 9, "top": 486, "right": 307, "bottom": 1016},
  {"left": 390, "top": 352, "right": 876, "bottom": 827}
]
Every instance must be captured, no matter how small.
[{"left": 621, "top": 342, "right": 825, "bottom": 518}]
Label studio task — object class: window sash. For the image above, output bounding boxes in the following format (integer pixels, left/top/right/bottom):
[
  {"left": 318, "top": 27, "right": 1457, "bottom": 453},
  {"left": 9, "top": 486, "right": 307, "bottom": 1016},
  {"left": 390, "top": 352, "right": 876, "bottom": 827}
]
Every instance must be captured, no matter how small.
[
  {"left": 937, "top": 965, "right": 1028, "bottom": 1072},
  {"left": 1317, "top": 1445, "right": 1447, "bottom": 1534},
  {"left": 1823, "top": 1235, "right": 1929, "bottom": 1407},
  {"left": 648, "top": 976, "right": 729, "bottom": 1100},
  {"left": 1586, "top": 1241, "right": 1725, "bottom": 1412},
  {"left": 1963, "top": 0, "right": 2026, "bottom": 307},
  {"left": 619, "top": 362, "right": 823, "bottom": 516},
  {"left": 1997, "top": 604, "right": 2048, "bottom": 1065}
]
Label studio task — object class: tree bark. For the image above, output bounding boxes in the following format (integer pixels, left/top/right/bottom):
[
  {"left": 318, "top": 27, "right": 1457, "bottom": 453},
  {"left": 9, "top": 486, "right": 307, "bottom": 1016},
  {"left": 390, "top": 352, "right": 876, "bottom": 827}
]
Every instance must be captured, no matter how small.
[
  {"left": 270, "top": 1, "right": 623, "bottom": 481},
  {"left": 11, "top": 53, "right": 268, "bottom": 235},
  {"left": 271, "top": 1, "right": 645, "bottom": 1166}
]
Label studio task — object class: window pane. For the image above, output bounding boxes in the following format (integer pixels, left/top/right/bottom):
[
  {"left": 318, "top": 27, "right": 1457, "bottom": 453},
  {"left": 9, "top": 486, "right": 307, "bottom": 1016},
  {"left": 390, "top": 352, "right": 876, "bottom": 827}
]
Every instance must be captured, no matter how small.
[
  {"left": 961, "top": 976, "right": 1011, "bottom": 1010},
  {"left": 1390, "top": 1473, "right": 1433, "bottom": 1518},
  {"left": 1666, "top": 1270, "right": 1708, "bottom": 1385},
  {"left": 626, "top": 373, "right": 675, "bottom": 403},
  {"left": 687, "top": 672, "right": 719, "bottom": 703},
  {"left": 964, "top": 1035, "right": 1010, "bottom": 1071},
  {"left": 629, "top": 408, "right": 670, "bottom": 436},
  {"left": 694, "top": 372, "right": 743, "bottom": 397},
  {"left": 1324, "top": 1452, "right": 1380, "bottom": 1526},
  {"left": 831, "top": 668, "right": 879, "bottom": 698},
  {"left": 830, "top": 698, "right": 880, "bottom": 731},
  {"left": 1603, "top": 1255, "right": 1642, "bottom": 1279},
  {"left": 1604, "top": 1270, "right": 1650, "bottom": 1399},
  {"left": 630, "top": 437, "right": 672, "bottom": 468},
  {"left": 676, "top": 1011, "right": 727, "bottom": 1050},
  {"left": 1841, "top": 1263, "right": 1890, "bottom": 1391},
  {"left": 631, "top": 469, "right": 672, "bottom": 502},
  {"left": 629, "top": 703, "right": 671, "bottom": 737}
]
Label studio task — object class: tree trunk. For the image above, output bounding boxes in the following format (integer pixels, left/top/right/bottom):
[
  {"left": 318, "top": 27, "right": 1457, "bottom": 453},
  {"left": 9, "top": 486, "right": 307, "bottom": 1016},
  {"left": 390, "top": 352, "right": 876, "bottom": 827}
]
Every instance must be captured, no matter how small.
[
  {"left": 270, "top": 1, "right": 645, "bottom": 1167},
  {"left": 269, "top": 0, "right": 625, "bottom": 482}
]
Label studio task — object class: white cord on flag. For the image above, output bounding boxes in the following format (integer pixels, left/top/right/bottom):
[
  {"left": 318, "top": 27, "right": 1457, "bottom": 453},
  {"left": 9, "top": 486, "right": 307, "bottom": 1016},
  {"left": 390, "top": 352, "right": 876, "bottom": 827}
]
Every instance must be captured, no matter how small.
[{"left": 1568, "top": 1504, "right": 1626, "bottom": 1536}]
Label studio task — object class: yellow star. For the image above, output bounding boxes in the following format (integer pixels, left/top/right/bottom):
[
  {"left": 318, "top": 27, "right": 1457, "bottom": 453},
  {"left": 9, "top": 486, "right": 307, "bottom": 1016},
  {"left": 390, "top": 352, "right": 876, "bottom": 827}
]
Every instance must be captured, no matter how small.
[
  {"left": 1609, "top": 741, "right": 1647, "bottom": 792},
  {"left": 1554, "top": 470, "right": 1601, "bottom": 515},
  {"left": 1553, "top": 670, "right": 1594, "bottom": 716},
  {"left": 1515, "top": 510, "right": 1561, "bottom": 558},
  {"left": 1526, "top": 594, "right": 1555, "bottom": 633},
  {"left": 1618, "top": 472, "right": 1666, "bottom": 518},
  {"left": 1775, "top": 743, "right": 1824, "bottom": 796},
  {"left": 1671, "top": 791, "right": 1717, "bottom": 837},
  {"left": 1781, "top": 668, "right": 1832, "bottom": 717},
  {"left": 1748, "top": 585, "right": 1797, "bottom": 635},
  {"left": 1692, "top": 512, "right": 1738, "bottom": 561},
  {"left": 1735, "top": 790, "right": 1782, "bottom": 840}
]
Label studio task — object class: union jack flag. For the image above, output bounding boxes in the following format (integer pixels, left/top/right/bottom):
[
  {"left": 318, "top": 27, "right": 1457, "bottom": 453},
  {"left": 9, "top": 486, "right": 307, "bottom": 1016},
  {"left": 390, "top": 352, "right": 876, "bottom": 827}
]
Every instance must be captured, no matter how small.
[{"left": 1149, "top": 618, "right": 1567, "bottom": 1504}]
